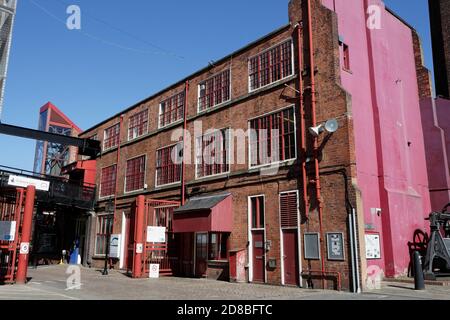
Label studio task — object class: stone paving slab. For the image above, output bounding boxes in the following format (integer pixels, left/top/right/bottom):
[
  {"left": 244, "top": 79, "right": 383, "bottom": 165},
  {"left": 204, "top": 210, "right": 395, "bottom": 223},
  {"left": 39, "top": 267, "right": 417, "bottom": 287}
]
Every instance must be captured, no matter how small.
[{"left": 0, "top": 265, "right": 448, "bottom": 300}]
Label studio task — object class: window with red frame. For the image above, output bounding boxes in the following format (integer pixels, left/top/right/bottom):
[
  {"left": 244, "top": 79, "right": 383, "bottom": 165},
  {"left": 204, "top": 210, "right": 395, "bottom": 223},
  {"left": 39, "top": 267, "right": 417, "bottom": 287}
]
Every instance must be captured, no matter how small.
[
  {"left": 249, "top": 39, "right": 293, "bottom": 91},
  {"left": 103, "top": 123, "right": 120, "bottom": 150},
  {"left": 342, "top": 43, "right": 350, "bottom": 71},
  {"left": 198, "top": 69, "right": 230, "bottom": 112},
  {"left": 159, "top": 92, "right": 185, "bottom": 128},
  {"left": 125, "top": 155, "right": 146, "bottom": 192},
  {"left": 250, "top": 196, "right": 265, "bottom": 229},
  {"left": 208, "top": 232, "right": 229, "bottom": 260},
  {"left": 128, "top": 109, "right": 148, "bottom": 140},
  {"left": 196, "top": 128, "right": 229, "bottom": 178},
  {"left": 280, "top": 191, "right": 298, "bottom": 228},
  {"left": 100, "top": 165, "right": 116, "bottom": 198},
  {"left": 249, "top": 107, "right": 296, "bottom": 167},
  {"left": 156, "top": 144, "right": 182, "bottom": 186}
]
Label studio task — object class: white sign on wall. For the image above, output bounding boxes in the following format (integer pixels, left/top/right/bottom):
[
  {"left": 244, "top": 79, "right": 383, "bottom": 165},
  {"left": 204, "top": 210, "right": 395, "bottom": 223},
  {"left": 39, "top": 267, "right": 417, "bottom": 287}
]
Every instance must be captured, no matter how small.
[
  {"left": 149, "top": 264, "right": 159, "bottom": 278},
  {"left": 146, "top": 226, "right": 166, "bottom": 243},
  {"left": 0, "top": 221, "right": 16, "bottom": 241},
  {"left": 109, "top": 234, "right": 121, "bottom": 258},
  {"left": 365, "top": 234, "right": 381, "bottom": 259},
  {"left": 8, "top": 175, "right": 50, "bottom": 191}
]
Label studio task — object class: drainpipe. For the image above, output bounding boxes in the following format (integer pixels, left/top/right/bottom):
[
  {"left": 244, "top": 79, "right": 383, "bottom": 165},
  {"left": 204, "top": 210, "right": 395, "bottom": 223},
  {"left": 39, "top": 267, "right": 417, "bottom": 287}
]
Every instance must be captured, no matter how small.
[
  {"left": 306, "top": 0, "right": 326, "bottom": 289},
  {"left": 296, "top": 23, "right": 309, "bottom": 221},
  {"left": 181, "top": 81, "right": 189, "bottom": 206},
  {"left": 113, "top": 115, "right": 124, "bottom": 224}
]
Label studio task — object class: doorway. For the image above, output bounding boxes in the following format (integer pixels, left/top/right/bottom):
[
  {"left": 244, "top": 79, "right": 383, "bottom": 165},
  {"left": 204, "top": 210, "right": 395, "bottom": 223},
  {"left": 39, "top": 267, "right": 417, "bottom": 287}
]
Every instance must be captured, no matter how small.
[{"left": 195, "top": 232, "right": 208, "bottom": 277}]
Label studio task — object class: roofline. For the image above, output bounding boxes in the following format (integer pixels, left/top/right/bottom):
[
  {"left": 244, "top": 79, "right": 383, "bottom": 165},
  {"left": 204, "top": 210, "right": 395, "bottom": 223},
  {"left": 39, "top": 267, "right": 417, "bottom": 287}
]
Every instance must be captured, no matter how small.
[
  {"left": 385, "top": 5, "right": 417, "bottom": 33},
  {"left": 40, "top": 102, "right": 82, "bottom": 133},
  {"left": 81, "top": 23, "right": 292, "bottom": 136}
]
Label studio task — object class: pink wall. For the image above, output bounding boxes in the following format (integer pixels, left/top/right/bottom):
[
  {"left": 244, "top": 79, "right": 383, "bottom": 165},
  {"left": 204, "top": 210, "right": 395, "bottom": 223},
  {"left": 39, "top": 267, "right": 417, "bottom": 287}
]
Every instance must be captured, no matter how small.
[
  {"left": 420, "top": 97, "right": 450, "bottom": 211},
  {"left": 321, "top": 0, "right": 431, "bottom": 277}
]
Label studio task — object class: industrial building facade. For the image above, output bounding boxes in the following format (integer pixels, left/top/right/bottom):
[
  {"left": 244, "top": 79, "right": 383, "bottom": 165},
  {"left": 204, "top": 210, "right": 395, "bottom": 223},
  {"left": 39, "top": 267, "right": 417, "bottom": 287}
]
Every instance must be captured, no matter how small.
[{"left": 76, "top": 0, "right": 433, "bottom": 291}]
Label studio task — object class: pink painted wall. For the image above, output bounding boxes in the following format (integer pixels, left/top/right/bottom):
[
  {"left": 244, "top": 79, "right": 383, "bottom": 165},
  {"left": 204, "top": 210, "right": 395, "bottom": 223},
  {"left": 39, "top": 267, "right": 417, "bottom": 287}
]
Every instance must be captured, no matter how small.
[
  {"left": 420, "top": 97, "right": 450, "bottom": 211},
  {"left": 321, "top": 0, "right": 431, "bottom": 277}
]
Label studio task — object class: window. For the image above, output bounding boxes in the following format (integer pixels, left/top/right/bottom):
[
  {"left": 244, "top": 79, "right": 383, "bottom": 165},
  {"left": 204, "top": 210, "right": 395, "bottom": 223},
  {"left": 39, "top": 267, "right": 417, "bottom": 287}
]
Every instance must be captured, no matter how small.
[
  {"left": 156, "top": 144, "right": 182, "bottom": 186},
  {"left": 90, "top": 133, "right": 98, "bottom": 141},
  {"left": 280, "top": 191, "right": 298, "bottom": 228},
  {"left": 208, "top": 232, "right": 229, "bottom": 260},
  {"left": 198, "top": 69, "right": 230, "bottom": 112},
  {"left": 128, "top": 109, "right": 148, "bottom": 141},
  {"left": 249, "top": 106, "right": 296, "bottom": 167},
  {"left": 249, "top": 39, "right": 293, "bottom": 91},
  {"left": 342, "top": 43, "right": 350, "bottom": 71},
  {"left": 95, "top": 214, "right": 113, "bottom": 255},
  {"left": 159, "top": 92, "right": 185, "bottom": 128},
  {"left": 103, "top": 123, "right": 120, "bottom": 150},
  {"left": 125, "top": 155, "right": 146, "bottom": 192},
  {"left": 250, "top": 196, "right": 265, "bottom": 229},
  {"left": 100, "top": 165, "right": 117, "bottom": 198},
  {"left": 196, "top": 128, "right": 230, "bottom": 178}
]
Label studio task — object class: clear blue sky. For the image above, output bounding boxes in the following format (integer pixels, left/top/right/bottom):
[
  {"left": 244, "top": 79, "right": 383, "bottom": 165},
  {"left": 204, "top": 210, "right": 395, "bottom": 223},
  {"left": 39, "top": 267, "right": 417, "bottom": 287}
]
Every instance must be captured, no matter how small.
[{"left": 0, "top": 0, "right": 434, "bottom": 171}]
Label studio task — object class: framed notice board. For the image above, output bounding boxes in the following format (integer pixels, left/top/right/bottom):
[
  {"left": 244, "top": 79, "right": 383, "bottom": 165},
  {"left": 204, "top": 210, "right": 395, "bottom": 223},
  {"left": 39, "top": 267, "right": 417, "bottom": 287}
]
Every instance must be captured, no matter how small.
[{"left": 326, "top": 232, "right": 345, "bottom": 261}]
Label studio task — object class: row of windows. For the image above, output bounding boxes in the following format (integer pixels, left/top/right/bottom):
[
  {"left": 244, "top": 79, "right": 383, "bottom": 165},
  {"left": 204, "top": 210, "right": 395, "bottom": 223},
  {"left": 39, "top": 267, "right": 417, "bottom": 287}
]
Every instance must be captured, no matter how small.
[
  {"left": 99, "top": 106, "right": 297, "bottom": 198},
  {"left": 99, "top": 39, "right": 294, "bottom": 152}
]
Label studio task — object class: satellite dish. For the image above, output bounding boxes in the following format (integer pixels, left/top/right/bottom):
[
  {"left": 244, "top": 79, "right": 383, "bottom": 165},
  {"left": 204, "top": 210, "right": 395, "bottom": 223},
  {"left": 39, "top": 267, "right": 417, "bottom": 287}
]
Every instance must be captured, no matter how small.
[{"left": 324, "top": 119, "right": 339, "bottom": 133}]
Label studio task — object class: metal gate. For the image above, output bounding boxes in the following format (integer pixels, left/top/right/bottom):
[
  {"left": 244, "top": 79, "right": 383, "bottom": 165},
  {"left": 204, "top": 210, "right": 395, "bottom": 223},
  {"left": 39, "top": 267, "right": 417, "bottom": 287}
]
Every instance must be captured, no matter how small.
[
  {"left": 0, "top": 188, "right": 27, "bottom": 284},
  {"left": 128, "top": 196, "right": 179, "bottom": 278}
]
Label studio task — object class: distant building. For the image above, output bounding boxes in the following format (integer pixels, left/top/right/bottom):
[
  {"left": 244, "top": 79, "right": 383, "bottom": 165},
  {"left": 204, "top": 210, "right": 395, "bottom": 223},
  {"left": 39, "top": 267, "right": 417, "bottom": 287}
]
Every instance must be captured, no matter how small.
[{"left": 33, "top": 102, "right": 82, "bottom": 177}]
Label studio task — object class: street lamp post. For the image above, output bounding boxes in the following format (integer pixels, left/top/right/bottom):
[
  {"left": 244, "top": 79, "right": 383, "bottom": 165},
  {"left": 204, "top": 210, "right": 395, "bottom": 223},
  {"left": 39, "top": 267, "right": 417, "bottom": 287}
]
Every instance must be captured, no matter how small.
[{"left": 102, "top": 199, "right": 114, "bottom": 276}]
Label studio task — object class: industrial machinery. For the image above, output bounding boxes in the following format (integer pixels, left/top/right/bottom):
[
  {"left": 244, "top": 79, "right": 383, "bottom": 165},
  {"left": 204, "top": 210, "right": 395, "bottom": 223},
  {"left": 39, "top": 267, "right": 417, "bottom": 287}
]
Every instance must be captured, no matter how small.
[{"left": 423, "top": 203, "right": 450, "bottom": 280}]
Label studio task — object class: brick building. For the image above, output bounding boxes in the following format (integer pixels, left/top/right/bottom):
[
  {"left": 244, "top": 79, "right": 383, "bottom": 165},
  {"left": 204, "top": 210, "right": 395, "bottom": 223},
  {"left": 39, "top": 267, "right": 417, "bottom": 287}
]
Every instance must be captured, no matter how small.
[
  {"left": 419, "top": 0, "right": 450, "bottom": 212},
  {"left": 77, "top": 0, "right": 431, "bottom": 291}
]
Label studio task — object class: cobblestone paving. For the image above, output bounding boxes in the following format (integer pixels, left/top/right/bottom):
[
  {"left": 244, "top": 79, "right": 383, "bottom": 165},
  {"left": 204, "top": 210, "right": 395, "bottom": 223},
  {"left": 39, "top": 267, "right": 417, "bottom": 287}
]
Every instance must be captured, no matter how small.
[{"left": 0, "top": 265, "right": 448, "bottom": 300}]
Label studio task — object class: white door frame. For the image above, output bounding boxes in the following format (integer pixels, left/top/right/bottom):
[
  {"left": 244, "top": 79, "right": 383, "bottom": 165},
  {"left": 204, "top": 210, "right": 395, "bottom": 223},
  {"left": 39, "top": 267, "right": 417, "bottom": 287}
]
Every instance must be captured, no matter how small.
[{"left": 248, "top": 194, "right": 267, "bottom": 283}]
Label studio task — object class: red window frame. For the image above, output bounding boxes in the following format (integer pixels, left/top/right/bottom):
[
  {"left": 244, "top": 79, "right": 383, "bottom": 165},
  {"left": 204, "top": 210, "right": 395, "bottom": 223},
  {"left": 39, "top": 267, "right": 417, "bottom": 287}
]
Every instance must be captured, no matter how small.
[
  {"left": 196, "top": 128, "right": 229, "bottom": 178},
  {"left": 249, "top": 39, "right": 293, "bottom": 91},
  {"left": 198, "top": 69, "right": 230, "bottom": 112},
  {"left": 208, "top": 232, "right": 229, "bottom": 260},
  {"left": 128, "top": 109, "right": 148, "bottom": 141},
  {"left": 103, "top": 123, "right": 120, "bottom": 150},
  {"left": 343, "top": 43, "right": 350, "bottom": 71},
  {"left": 280, "top": 191, "right": 298, "bottom": 228},
  {"left": 125, "top": 155, "right": 146, "bottom": 192},
  {"left": 156, "top": 144, "right": 182, "bottom": 186},
  {"left": 250, "top": 196, "right": 265, "bottom": 229},
  {"left": 95, "top": 214, "right": 113, "bottom": 255},
  {"left": 159, "top": 92, "right": 185, "bottom": 128},
  {"left": 249, "top": 107, "right": 296, "bottom": 167},
  {"left": 100, "top": 165, "right": 117, "bottom": 198}
]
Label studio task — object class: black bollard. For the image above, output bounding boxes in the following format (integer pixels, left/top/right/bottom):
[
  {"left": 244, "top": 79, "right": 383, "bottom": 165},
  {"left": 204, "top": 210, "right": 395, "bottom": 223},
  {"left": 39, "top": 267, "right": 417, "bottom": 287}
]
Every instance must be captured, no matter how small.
[{"left": 413, "top": 251, "right": 425, "bottom": 290}]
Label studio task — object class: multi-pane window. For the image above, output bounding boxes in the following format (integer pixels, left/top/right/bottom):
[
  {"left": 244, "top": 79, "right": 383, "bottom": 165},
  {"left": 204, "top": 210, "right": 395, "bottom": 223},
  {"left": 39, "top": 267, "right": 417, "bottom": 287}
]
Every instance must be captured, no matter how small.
[
  {"left": 280, "top": 191, "right": 298, "bottom": 228},
  {"left": 249, "top": 39, "right": 293, "bottom": 91},
  {"left": 128, "top": 109, "right": 148, "bottom": 141},
  {"left": 95, "top": 214, "right": 113, "bottom": 255},
  {"left": 250, "top": 196, "right": 265, "bottom": 229},
  {"left": 159, "top": 92, "right": 185, "bottom": 128},
  {"left": 249, "top": 107, "right": 296, "bottom": 167},
  {"left": 156, "top": 144, "right": 182, "bottom": 186},
  {"left": 198, "top": 69, "right": 231, "bottom": 112},
  {"left": 196, "top": 128, "right": 229, "bottom": 178},
  {"left": 100, "top": 165, "right": 117, "bottom": 198},
  {"left": 103, "top": 123, "right": 120, "bottom": 150},
  {"left": 208, "top": 232, "right": 229, "bottom": 260},
  {"left": 125, "top": 155, "right": 146, "bottom": 192}
]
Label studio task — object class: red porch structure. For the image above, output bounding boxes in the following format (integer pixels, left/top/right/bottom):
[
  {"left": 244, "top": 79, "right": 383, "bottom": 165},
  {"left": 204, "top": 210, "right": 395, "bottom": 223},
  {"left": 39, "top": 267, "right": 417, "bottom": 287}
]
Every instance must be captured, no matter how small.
[{"left": 172, "top": 193, "right": 233, "bottom": 280}]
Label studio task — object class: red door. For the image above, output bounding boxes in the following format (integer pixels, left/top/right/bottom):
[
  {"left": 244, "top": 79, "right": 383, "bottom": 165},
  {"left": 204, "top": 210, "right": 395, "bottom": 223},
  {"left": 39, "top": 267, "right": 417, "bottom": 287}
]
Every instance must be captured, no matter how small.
[
  {"left": 252, "top": 230, "right": 265, "bottom": 282},
  {"left": 283, "top": 229, "right": 299, "bottom": 286},
  {"left": 195, "top": 233, "right": 208, "bottom": 277}
]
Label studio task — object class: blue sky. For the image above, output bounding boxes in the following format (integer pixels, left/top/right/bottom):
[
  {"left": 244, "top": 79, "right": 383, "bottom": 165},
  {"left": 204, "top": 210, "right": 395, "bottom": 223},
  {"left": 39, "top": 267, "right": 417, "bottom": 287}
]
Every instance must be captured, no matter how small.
[{"left": 0, "top": 0, "right": 433, "bottom": 171}]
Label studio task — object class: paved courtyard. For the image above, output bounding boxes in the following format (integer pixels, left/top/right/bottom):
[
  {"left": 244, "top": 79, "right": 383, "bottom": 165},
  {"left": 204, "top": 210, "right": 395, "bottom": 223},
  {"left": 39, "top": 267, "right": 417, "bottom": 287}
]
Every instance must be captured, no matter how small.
[{"left": 0, "top": 265, "right": 449, "bottom": 300}]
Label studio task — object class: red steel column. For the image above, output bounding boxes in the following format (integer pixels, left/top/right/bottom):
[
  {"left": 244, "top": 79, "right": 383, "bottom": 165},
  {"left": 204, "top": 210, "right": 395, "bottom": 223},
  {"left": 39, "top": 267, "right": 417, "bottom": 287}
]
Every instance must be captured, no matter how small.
[
  {"left": 132, "top": 195, "right": 145, "bottom": 278},
  {"left": 16, "top": 185, "right": 36, "bottom": 284}
]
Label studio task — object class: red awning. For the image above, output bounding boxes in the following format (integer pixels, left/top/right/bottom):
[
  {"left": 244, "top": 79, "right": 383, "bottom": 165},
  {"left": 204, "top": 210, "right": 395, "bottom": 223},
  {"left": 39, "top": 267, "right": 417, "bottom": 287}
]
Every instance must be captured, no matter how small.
[{"left": 172, "top": 193, "right": 232, "bottom": 233}]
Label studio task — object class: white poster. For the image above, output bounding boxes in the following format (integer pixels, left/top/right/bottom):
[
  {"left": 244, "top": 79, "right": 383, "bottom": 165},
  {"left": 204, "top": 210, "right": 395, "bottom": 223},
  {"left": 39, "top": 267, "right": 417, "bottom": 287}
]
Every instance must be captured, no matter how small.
[
  {"left": 109, "top": 234, "right": 121, "bottom": 258},
  {"left": 0, "top": 221, "right": 16, "bottom": 241},
  {"left": 149, "top": 264, "right": 159, "bottom": 278},
  {"left": 365, "top": 234, "right": 381, "bottom": 259},
  {"left": 146, "top": 226, "right": 166, "bottom": 243},
  {"left": 8, "top": 175, "right": 50, "bottom": 191}
]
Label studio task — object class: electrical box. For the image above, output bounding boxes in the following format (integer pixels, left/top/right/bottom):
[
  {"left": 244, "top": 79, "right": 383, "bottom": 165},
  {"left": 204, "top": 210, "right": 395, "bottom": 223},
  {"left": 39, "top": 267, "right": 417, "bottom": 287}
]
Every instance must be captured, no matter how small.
[{"left": 268, "top": 259, "right": 277, "bottom": 269}]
